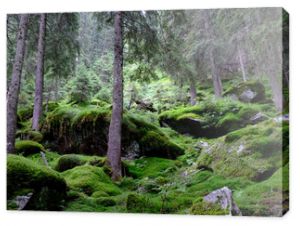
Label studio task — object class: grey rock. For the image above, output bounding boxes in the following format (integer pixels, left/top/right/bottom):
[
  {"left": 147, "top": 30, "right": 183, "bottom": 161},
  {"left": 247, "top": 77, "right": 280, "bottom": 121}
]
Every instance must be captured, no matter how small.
[
  {"left": 203, "top": 186, "right": 241, "bottom": 216},
  {"left": 239, "top": 89, "right": 256, "bottom": 102},
  {"left": 15, "top": 192, "right": 33, "bottom": 210}
]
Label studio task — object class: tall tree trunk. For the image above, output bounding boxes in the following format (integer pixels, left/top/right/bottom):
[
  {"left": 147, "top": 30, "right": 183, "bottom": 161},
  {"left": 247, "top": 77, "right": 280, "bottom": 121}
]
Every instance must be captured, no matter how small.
[
  {"left": 107, "top": 11, "right": 123, "bottom": 181},
  {"left": 189, "top": 77, "right": 197, "bottom": 105},
  {"left": 7, "top": 14, "right": 29, "bottom": 153},
  {"left": 32, "top": 14, "right": 46, "bottom": 131},
  {"left": 238, "top": 45, "right": 247, "bottom": 82},
  {"left": 209, "top": 48, "right": 223, "bottom": 98}
]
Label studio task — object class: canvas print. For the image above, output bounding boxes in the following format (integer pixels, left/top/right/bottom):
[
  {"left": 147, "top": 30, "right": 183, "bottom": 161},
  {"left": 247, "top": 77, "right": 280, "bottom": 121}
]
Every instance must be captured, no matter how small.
[{"left": 6, "top": 8, "right": 289, "bottom": 216}]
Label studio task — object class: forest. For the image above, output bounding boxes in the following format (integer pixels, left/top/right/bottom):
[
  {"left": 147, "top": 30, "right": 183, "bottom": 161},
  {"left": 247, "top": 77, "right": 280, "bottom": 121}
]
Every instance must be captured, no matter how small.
[{"left": 6, "top": 8, "right": 289, "bottom": 216}]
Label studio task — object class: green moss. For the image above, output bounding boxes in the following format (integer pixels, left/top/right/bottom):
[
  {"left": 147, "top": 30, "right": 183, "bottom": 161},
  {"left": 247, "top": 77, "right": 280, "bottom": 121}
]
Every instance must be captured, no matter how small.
[
  {"left": 190, "top": 199, "right": 227, "bottom": 215},
  {"left": 17, "top": 130, "right": 43, "bottom": 142},
  {"left": 159, "top": 98, "right": 269, "bottom": 138},
  {"left": 7, "top": 154, "right": 66, "bottom": 210},
  {"left": 187, "top": 171, "right": 252, "bottom": 196},
  {"left": 196, "top": 153, "right": 213, "bottom": 168},
  {"left": 234, "top": 164, "right": 289, "bottom": 216},
  {"left": 27, "top": 150, "right": 61, "bottom": 168},
  {"left": 223, "top": 80, "right": 266, "bottom": 103},
  {"left": 55, "top": 154, "right": 84, "bottom": 172},
  {"left": 95, "top": 197, "right": 116, "bottom": 206},
  {"left": 62, "top": 165, "right": 122, "bottom": 196},
  {"left": 125, "top": 157, "right": 176, "bottom": 179},
  {"left": 139, "top": 131, "right": 184, "bottom": 159},
  {"left": 91, "top": 190, "right": 109, "bottom": 198},
  {"left": 15, "top": 140, "right": 45, "bottom": 156}
]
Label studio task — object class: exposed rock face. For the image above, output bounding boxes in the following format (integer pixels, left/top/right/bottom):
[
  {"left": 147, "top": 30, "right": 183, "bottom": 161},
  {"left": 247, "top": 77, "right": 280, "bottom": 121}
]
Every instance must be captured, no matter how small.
[
  {"left": 239, "top": 89, "right": 256, "bottom": 102},
  {"left": 203, "top": 186, "right": 241, "bottom": 216}
]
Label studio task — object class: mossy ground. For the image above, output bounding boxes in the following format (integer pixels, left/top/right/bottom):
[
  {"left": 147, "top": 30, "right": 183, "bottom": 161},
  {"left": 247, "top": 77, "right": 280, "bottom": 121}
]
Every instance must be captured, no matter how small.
[{"left": 8, "top": 80, "right": 288, "bottom": 215}]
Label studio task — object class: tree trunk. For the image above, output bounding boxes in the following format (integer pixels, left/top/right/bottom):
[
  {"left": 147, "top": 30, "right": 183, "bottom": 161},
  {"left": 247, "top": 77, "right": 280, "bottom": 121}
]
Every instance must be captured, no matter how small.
[
  {"left": 7, "top": 14, "right": 29, "bottom": 153},
  {"left": 32, "top": 14, "right": 46, "bottom": 131},
  {"left": 107, "top": 11, "right": 123, "bottom": 181},
  {"left": 189, "top": 77, "right": 197, "bottom": 105},
  {"left": 209, "top": 48, "right": 223, "bottom": 98},
  {"left": 238, "top": 45, "right": 247, "bottom": 82}
]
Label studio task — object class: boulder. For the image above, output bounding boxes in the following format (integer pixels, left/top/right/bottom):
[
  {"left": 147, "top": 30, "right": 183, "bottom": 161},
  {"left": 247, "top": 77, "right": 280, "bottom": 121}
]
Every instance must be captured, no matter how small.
[
  {"left": 224, "top": 80, "right": 266, "bottom": 103},
  {"left": 203, "top": 186, "right": 241, "bottom": 216},
  {"left": 7, "top": 154, "right": 67, "bottom": 210}
]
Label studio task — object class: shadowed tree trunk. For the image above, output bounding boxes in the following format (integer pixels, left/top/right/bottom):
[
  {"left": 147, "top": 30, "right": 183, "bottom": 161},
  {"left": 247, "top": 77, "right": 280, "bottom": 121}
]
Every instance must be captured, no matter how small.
[
  {"left": 7, "top": 14, "right": 30, "bottom": 153},
  {"left": 189, "top": 77, "right": 197, "bottom": 105},
  {"left": 107, "top": 11, "right": 123, "bottom": 181},
  {"left": 32, "top": 14, "right": 46, "bottom": 131}
]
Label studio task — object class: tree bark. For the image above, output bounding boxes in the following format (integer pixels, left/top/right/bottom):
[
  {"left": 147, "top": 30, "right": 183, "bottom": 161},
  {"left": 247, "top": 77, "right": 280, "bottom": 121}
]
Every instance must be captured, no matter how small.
[
  {"left": 7, "top": 14, "right": 30, "bottom": 153},
  {"left": 32, "top": 14, "right": 46, "bottom": 131},
  {"left": 107, "top": 11, "right": 123, "bottom": 181},
  {"left": 189, "top": 77, "right": 197, "bottom": 105},
  {"left": 237, "top": 45, "right": 247, "bottom": 82},
  {"left": 209, "top": 48, "right": 223, "bottom": 98}
]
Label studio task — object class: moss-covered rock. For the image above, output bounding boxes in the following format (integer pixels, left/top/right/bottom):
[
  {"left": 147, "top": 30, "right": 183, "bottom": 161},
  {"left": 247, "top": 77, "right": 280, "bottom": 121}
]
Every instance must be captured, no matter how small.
[
  {"left": 16, "top": 130, "right": 43, "bottom": 142},
  {"left": 42, "top": 102, "right": 184, "bottom": 159},
  {"left": 15, "top": 140, "right": 45, "bottom": 156},
  {"left": 197, "top": 120, "right": 285, "bottom": 182},
  {"left": 223, "top": 80, "right": 266, "bottom": 103},
  {"left": 159, "top": 98, "right": 271, "bottom": 138},
  {"left": 139, "top": 131, "right": 184, "bottom": 159},
  {"left": 55, "top": 154, "right": 85, "bottom": 172},
  {"left": 62, "top": 165, "right": 122, "bottom": 196},
  {"left": 7, "top": 154, "right": 67, "bottom": 210}
]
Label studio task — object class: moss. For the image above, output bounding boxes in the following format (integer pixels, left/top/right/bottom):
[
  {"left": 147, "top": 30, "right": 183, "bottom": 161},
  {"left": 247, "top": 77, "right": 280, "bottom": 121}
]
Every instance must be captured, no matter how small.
[
  {"left": 17, "top": 130, "right": 43, "bottom": 142},
  {"left": 190, "top": 199, "right": 227, "bottom": 215},
  {"left": 7, "top": 154, "right": 66, "bottom": 210},
  {"left": 62, "top": 165, "right": 122, "bottom": 196},
  {"left": 55, "top": 154, "right": 84, "bottom": 172},
  {"left": 91, "top": 190, "right": 109, "bottom": 198},
  {"left": 234, "top": 164, "right": 289, "bottom": 216},
  {"left": 159, "top": 98, "right": 268, "bottom": 138},
  {"left": 223, "top": 80, "right": 266, "bottom": 103},
  {"left": 139, "top": 131, "right": 184, "bottom": 159},
  {"left": 187, "top": 171, "right": 252, "bottom": 196},
  {"left": 15, "top": 140, "right": 45, "bottom": 156},
  {"left": 95, "top": 197, "right": 116, "bottom": 206},
  {"left": 196, "top": 153, "right": 213, "bottom": 168},
  {"left": 125, "top": 157, "right": 176, "bottom": 179},
  {"left": 17, "top": 106, "right": 33, "bottom": 122}
]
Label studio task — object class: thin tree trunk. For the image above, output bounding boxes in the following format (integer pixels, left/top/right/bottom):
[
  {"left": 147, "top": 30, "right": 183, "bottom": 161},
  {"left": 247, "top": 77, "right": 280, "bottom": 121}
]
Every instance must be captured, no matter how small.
[
  {"left": 189, "top": 77, "right": 197, "bottom": 105},
  {"left": 204, "top": 11, "right": 223, "bottom": 98},
  {"left": 209, "top": 48, "right": 223, "bottom": 98},
  {"left": 32, "top": 14, "right": 46, "bottom": 131},
  {"left": 107, "top": 11, "right": 123, "bottom": 181},
  {"left": 7, "top": 14, "right": 29, "bottom": 153},
  {"left": 238, "top": 45, "right": 247, "bottom": 82}
]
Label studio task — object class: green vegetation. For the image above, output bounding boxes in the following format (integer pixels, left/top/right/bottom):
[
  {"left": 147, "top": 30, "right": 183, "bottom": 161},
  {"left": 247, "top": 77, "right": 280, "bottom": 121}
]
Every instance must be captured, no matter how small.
[
  {"left": 7, "top": 154, "right": 67, "bottom": 210},
  {"left": 15, "top": 140, "right": 45, "bottom": 156},
  {"left": 6, "top": 9, "right": 288, "bottom": 216}
]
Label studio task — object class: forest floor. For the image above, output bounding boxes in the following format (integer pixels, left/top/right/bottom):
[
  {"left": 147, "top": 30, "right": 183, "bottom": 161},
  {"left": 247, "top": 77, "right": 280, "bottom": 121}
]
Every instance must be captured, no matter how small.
[{"left": 7, "top": 77, "right": 289, "bottom": 216}]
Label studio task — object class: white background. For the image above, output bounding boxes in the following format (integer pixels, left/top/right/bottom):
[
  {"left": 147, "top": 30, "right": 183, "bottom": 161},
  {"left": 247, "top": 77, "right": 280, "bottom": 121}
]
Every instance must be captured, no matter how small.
[{"left": 0, "top": 0, "right": 299, "bottom": 225}]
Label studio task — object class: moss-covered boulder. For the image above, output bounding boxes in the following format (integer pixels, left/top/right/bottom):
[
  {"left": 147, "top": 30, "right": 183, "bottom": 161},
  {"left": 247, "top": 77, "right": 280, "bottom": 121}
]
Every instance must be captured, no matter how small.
[
  {"left": 139, "top": 131, "right": 184, "bottom": 159},
  {"left": 55, "top": 155, "right": 85, "bottom": 172},
  {"left": 223, "top": 80, "right": 266, "bottom": 103},
  {"left": 62, "top": 165, "right": 122, "bottom": 196},
  {"left": 42, "top": 102, "right": 184, "bottom": 159},
  {"left": 7, "top": 155, "right": 67, "bottom": 210},
  {"left": 16, "top": 130, "right": 43, "bottom": 142},
  {"left": 196, "top": 120, "right": 286, "bottom": 182},
  {"left": 159, "top": 98, "right": 271, "bottom": 138},
  {"left": 15, "top": 140, "right": 45, "bottom": 156}
]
